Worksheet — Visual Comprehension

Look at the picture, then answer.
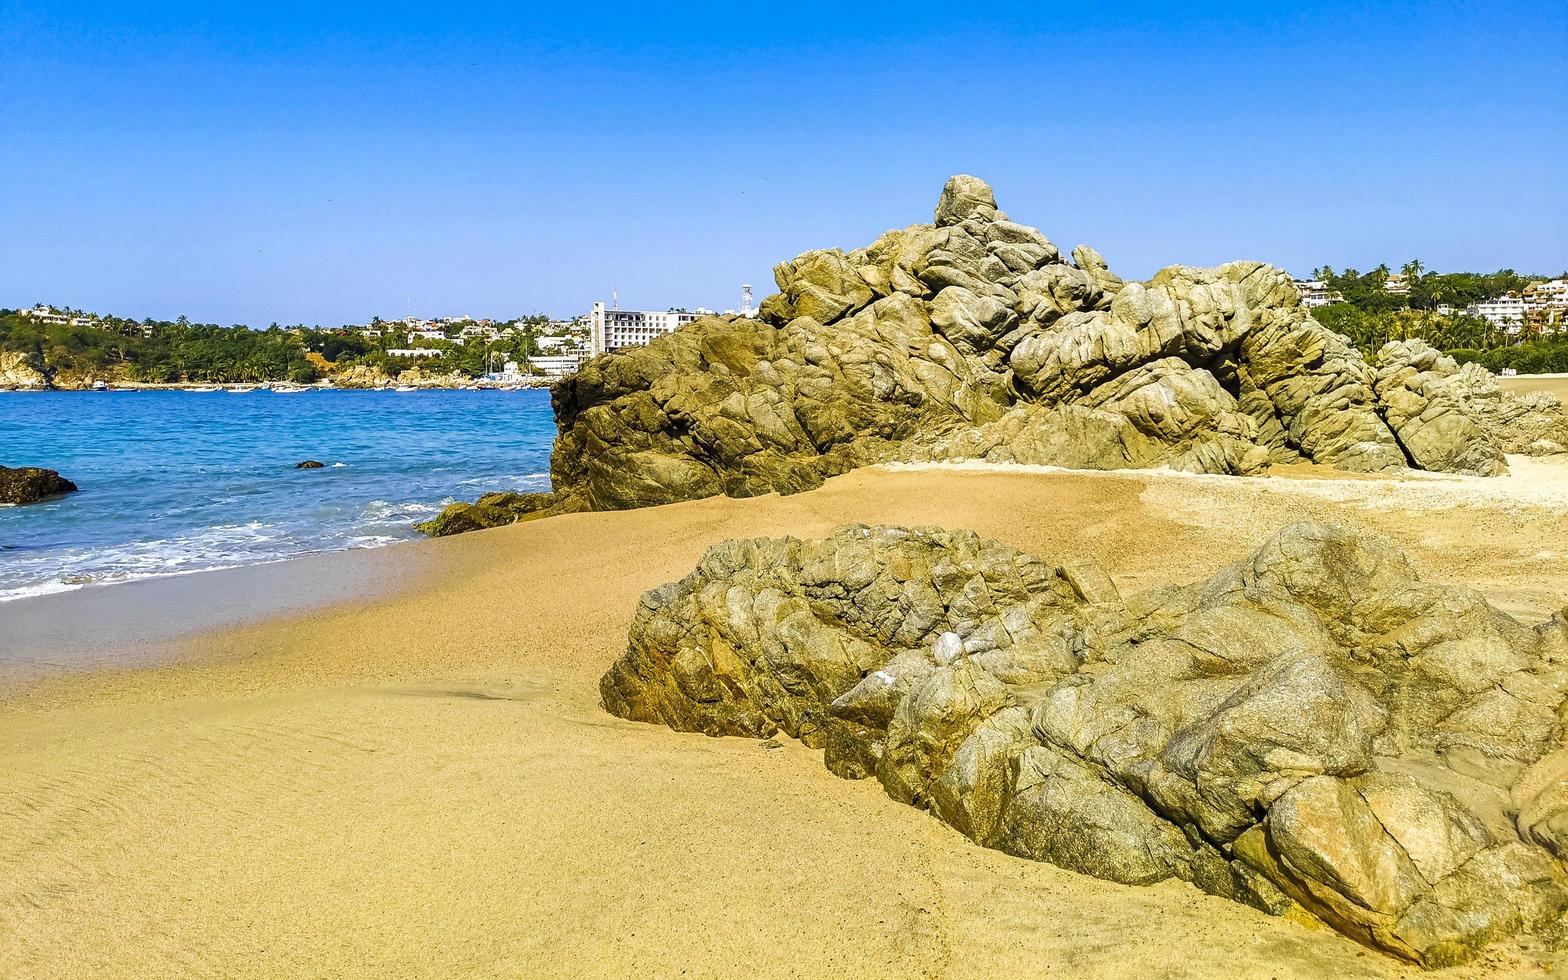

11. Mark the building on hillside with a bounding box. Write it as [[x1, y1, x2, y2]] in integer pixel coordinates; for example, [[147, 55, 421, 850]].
[[1523, 279, 1568, 331], [1292, 279, 1344, 308], [1466, 294, 1527, 334], [408, 326, 448, 342], [589, 302, 714, 356], [385, 348, 444, 359], [1383, 273, 1410, 295], [460, 322, 504, 342], [16, 305, 89, 326]]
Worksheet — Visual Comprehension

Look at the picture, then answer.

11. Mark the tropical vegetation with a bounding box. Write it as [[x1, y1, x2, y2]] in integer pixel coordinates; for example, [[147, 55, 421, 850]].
[[0, 308, 569, 384]]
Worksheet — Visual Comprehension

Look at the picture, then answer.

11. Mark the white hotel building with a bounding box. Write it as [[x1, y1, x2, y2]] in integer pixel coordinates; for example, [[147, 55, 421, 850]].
[[589, 303, 713, 356], [1467, 294, 1527, 334]]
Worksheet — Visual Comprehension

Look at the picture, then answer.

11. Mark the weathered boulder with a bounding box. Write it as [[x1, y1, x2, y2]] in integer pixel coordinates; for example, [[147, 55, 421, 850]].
[[1373, 341, 1506, 476], [416, 490, 559, 537], [0, 466, 78, 505], [0, 351, 48, 390], [602, 521, 1568, 967], [436, 177, 1564, 530]]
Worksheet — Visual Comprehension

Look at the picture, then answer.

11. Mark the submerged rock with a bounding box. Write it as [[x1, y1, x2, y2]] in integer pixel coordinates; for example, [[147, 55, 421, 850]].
[[294, 460, 325, 469], [0, 466, 78, 505], [601, 521, 1568, 967], [433, 176, 1565, 531]]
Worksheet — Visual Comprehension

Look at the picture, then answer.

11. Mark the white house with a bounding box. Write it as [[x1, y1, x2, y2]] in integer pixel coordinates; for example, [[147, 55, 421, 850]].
[[1292, 279, 1344, 309], [1466, 294, 1527, 333], [385, 348, 444, 359]]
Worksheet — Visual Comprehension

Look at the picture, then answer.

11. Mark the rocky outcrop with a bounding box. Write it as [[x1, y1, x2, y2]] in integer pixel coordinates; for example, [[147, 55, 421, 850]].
[[0, 351, 48, 390], [436, 176, 1564, 528], [331, 364, 393, 389], [415, 490, 560, 537], [294, 460, 325, 470], [0, 466, 78, 504], [602, 522, 1568, 967]]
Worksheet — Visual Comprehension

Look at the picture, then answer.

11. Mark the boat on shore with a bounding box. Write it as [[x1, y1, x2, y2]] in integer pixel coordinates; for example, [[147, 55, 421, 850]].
[[188, 384, 222, 393], [394, 385, 419, 393], [271, 384, 310, 394]]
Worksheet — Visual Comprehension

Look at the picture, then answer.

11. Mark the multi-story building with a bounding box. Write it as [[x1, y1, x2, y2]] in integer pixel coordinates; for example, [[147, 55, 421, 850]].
[[1466, 294, 1527, 333], [1383, 273, 1410, 295], [1523, 279, 1568, 331], [588, 302, 713, 356], [1292, 279, 1344, 308]]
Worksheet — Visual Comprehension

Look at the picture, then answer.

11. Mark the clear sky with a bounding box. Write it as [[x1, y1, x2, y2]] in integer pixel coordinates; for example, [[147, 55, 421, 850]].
[[2, 1, 1564, 326]]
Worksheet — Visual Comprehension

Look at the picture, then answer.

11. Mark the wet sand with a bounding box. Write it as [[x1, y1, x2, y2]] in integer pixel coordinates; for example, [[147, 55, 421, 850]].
[[5, 459, 1568, 977], [0, 544, 418, 682]]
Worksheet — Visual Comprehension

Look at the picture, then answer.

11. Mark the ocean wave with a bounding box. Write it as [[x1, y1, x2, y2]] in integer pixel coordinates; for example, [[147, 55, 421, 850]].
[[455, 472, 551, 488], [359, 499, 442, 521]]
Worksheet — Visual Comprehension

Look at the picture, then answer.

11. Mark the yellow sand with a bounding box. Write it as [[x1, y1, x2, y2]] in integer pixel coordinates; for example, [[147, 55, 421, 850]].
[[1502, 374, 1568, 402], [6, 459, 1568, 978]]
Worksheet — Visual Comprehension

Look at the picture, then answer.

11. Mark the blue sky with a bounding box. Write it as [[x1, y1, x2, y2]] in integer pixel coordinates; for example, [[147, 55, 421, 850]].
[[2, 1, 1564, 325]]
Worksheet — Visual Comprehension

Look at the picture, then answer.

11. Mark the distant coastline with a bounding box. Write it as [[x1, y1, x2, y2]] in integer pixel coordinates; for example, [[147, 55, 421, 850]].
[[0, 377, 557, 392]]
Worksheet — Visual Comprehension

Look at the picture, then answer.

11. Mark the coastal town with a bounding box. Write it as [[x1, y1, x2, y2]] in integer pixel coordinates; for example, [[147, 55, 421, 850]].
[[3, 268, 1566, 391]]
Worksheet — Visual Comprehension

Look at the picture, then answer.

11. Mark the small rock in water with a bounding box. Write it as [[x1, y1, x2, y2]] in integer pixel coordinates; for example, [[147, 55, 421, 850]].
[[295, 460, 326, 469], [0, 466, 79, 505]]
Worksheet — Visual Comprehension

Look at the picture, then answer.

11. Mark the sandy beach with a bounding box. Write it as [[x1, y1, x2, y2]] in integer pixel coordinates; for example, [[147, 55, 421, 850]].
[[6, 440, 1568, 977]]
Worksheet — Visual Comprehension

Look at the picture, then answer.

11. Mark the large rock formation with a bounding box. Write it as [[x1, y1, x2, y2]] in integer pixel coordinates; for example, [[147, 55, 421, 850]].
[[0, 351, 48, 390], [601, 522, 1568, 967], [424, 176, 1566, 534], [0, 466, 78, 505]]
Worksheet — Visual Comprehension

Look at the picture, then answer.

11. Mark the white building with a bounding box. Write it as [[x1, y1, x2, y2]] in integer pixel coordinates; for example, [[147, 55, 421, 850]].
[[1383, 273, 1410, 295], [1292, 279, 1344, 309], [1524, 279, 1568, 330], [527, 352, 587, 377], [1466, 294, 1527, 334], [589, 302, 713, 355], [16, 305, 88, 326], [385, 348, 444, 359]]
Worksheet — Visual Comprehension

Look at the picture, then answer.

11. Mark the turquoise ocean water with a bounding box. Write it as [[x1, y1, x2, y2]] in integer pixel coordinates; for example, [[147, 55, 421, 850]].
[[0, 389, 557, 601]]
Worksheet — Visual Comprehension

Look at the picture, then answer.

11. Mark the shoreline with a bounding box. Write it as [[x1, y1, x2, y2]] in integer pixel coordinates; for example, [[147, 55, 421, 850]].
[[0, 540, 424, 684], [6, 462, 1568, 975]]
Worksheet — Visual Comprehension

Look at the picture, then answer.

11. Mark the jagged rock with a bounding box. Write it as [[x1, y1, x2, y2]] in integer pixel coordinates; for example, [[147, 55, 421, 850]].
[[601, 521, 1568, 967], [294, 460, 325, 469], [0, 466, 78, 505], [436, 177, 1565, 530], [1373, 341, 1506, 476], [0, 351, 48, 390], [416, 490, 560, 537], [331, 364, 393, 389]]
